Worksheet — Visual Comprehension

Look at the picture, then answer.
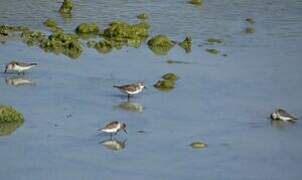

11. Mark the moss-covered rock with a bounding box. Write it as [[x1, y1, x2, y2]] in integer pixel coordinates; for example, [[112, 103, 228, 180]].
[[59, 0, 73, 14], [94, 40, 113, 54], [87, 40, 97, 48], [137, 13, 149, 20], [147, 34, 174, 55], [75, 22, 100, 35], [154, 80, 175, 90], [178, 36, 192, 53], [0, 105, 24, 123], [102, 21, 149, 48], [43, 18, 57, 28], [205, 48, 220, 55], [245, 27, 255, 33], [162, 73, 179, 81], [190, 141, 208, 149], [188, 0, 203, 6], [206, 38, 223, 44], [0, 121, 24, 136]]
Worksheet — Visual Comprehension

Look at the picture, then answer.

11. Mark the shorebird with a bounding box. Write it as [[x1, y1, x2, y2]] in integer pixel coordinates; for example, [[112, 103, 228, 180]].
[[98, 121, 127, 137], [270, 109, 298, 122], [113, 82, 145, 99], [4, 61, 37, 74]]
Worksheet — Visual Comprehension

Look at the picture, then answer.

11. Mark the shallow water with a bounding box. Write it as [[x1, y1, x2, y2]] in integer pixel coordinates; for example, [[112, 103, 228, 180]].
[[1, 0, 302, 179]]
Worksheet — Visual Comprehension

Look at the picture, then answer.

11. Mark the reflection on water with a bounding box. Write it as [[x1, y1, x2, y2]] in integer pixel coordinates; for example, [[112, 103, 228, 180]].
[[0, 120, 24, 136], [99, 138, 126, 151], [270, 119, 295, 129], [116, 101, 144, 112], [5, 76, 35, 86]]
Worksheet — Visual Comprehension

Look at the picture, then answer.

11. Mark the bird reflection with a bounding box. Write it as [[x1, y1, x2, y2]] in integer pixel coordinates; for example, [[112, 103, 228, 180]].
[[5, 76, 35, 87], [270, 119, 295, 129], [116, 101, 144, 112], [99, 138, 126, 151]]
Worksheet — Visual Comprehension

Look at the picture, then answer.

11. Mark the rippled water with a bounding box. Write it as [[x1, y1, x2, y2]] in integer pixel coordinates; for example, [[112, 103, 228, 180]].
[[1, 0, 302, 180]]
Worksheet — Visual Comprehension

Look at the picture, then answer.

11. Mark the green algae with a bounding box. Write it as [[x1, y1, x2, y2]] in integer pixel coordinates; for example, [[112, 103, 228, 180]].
[[0, 105, 24, 123], [188, 0, 203, 6], [178, 35, 192, 53], [206, 48, 220, 55], [147, 34, 174, 55], [94, 40, 113, 54], [246, 18, 255, 25], [190, 141, 208, 149], [43, 18, 57, 28], [41, 31, 82, 58], [206, 38, 223, 44], [154, 80, 175, 90], [87, 40, 97, 48], [75, 22, 100, 35], [59, 0, 73, 15], [0, 121, 24, 136], [21, 30, 45, 46], [137, 13, 149, 20], [102, 21, 149, 48], [245, 27, 255, 33], [162, 73, 179, 81], [166, 60, 190, 64]]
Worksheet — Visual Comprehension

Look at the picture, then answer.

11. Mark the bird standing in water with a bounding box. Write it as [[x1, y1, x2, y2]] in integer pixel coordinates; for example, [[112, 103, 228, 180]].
[[4, 61, 37, 74]]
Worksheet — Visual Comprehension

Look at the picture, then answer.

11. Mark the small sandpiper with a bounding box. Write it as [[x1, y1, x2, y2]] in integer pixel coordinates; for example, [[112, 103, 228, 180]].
[[270, 108, 298, 122], [4, 61, 37, 74], [98, 121, 127, 136], [113, 82, 146, 99]]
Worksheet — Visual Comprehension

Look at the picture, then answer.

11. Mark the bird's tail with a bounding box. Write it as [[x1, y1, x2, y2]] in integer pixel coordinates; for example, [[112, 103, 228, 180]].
[[113, 85, 120, 88], [29, 63, 37, 66]]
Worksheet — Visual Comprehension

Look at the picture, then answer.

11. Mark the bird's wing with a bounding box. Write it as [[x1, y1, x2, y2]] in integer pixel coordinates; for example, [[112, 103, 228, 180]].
[[279, 109, 298, 120], [104, 121, 119, 129], [120, 84, 138, 91]]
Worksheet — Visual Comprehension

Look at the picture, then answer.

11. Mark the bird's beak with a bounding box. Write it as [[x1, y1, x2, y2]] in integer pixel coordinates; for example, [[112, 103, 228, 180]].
[[123, 129, 127, 134], [144, 86, 147, 89]]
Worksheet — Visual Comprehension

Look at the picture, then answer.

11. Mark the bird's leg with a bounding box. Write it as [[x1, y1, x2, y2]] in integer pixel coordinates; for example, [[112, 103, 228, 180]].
[[23, 72, 25, 75], [127, 94, 130, 100]]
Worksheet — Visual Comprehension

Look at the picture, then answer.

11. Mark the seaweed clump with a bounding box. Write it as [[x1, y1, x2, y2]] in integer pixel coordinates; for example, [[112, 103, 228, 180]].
[[21, 29, 45, 46], [0, 105, 24, 136], [162, 72, 179, 81], [245, 27, 255, 33], [246, 18, 255, 25], [205, 48, 220, 55], [190, 141, 208, 149], [206, 38, 223, 45], [75, 22, 100, 36], [147, 34, 175, 55], [43, 18, 57, 28], [40, 31, 82, 58], [188, 0, 203, 6], [59, 0, 73, 15], [137, 13, 149, 20], [102, 21, 149, 48], [178, 35, 192, 53], [94, 40, 113, 54], [154, 72, 179, 91]]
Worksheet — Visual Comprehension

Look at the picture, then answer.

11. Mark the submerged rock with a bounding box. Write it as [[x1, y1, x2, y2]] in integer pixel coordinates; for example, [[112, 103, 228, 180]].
[[147, 34, 174, 55], [178, 35, 192, 53], [59, 0, 73, 15], [75, 22, 100, 35], [162, 73, 179, 81], [190, 141, 208, 149], [205, 48, 220, 55], [154, 80, 175, 90]]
